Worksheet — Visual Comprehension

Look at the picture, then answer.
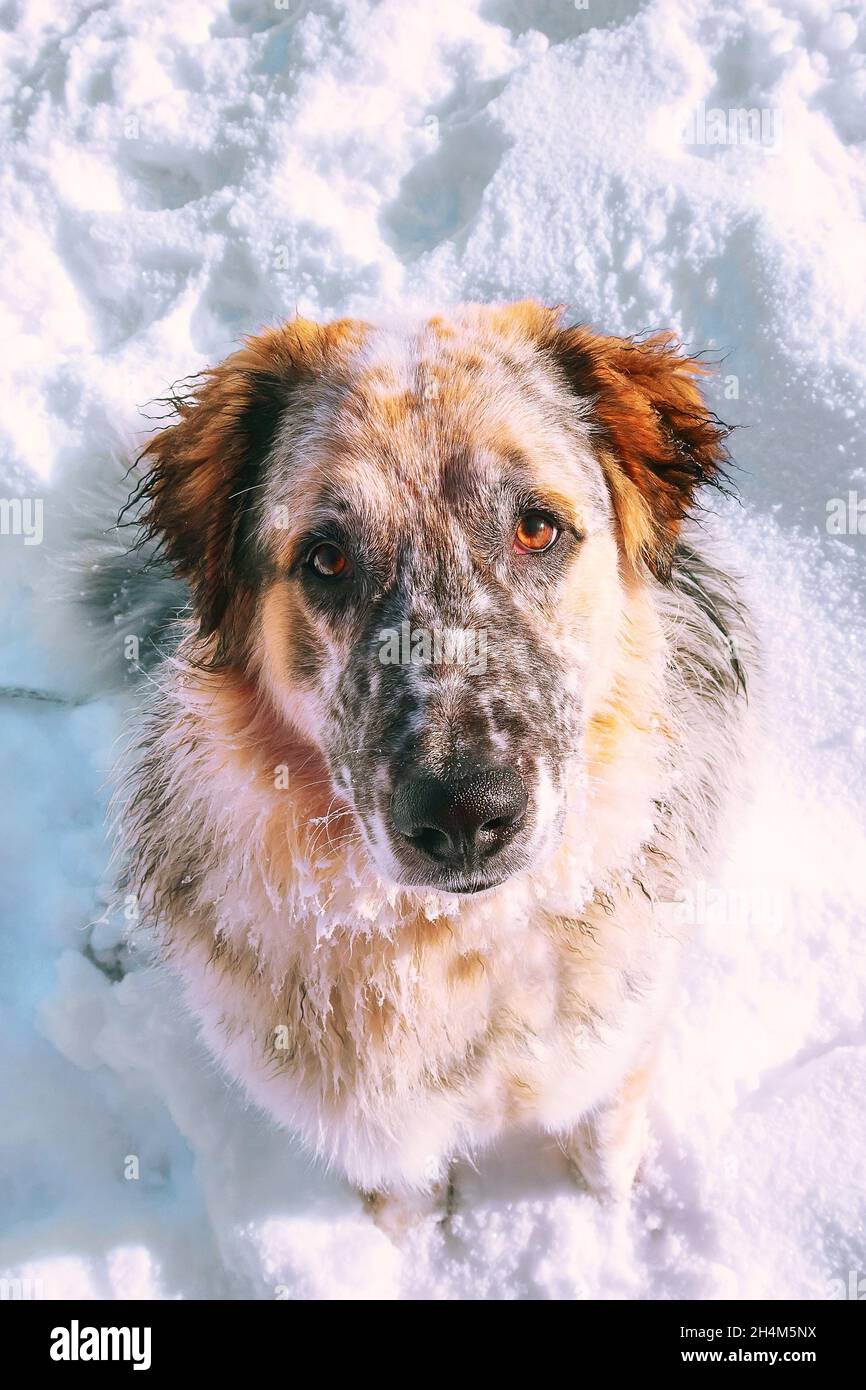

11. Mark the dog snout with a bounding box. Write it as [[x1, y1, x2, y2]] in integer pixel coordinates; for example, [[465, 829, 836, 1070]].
[[390, 765, 528, 868]]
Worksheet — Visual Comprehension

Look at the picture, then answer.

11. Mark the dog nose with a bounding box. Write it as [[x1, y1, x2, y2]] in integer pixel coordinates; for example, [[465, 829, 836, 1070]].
[[390, 766, 528, 866]]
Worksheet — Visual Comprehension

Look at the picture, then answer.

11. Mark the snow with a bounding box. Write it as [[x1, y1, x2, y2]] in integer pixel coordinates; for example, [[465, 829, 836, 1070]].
[[1, 0, 865, 1300]]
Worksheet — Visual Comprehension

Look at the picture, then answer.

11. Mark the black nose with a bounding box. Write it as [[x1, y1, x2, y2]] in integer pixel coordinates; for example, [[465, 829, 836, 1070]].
[[390, 765, 528, 868]]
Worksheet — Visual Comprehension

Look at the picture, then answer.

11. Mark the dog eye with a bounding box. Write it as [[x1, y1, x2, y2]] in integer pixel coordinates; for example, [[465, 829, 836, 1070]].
[[514, 512, 559, 554], [307, 542, 351, 578]]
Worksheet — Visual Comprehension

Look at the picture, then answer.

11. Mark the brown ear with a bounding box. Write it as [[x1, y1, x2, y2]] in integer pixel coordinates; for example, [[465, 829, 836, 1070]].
[[543, 321, 732, 578], [133, 317, 366, 654]]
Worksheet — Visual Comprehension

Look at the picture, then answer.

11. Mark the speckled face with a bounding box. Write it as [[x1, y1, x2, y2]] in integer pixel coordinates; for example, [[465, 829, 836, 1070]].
[[253, 310, 626, 894]]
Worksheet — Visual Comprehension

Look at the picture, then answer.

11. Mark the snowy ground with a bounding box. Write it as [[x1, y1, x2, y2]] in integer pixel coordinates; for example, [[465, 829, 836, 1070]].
[[1, 0, 865, 1300]]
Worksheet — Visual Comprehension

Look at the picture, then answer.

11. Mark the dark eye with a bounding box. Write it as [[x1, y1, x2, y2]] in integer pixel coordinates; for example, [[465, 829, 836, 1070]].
[[514, 512, 559, 553], [307, 541, 351, 578]]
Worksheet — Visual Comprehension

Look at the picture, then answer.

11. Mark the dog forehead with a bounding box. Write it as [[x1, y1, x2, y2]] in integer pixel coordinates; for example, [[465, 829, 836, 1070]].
[[343, 313, 572, 437], [266, 312, 610, 547]]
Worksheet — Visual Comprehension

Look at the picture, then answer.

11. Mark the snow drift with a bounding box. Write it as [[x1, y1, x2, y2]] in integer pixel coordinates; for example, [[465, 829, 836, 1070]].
[[1, 0, 865, 1299]]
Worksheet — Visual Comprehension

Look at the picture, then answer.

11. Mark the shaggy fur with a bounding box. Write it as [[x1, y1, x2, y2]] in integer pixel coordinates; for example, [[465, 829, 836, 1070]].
[[114, 302, 753, 1220]]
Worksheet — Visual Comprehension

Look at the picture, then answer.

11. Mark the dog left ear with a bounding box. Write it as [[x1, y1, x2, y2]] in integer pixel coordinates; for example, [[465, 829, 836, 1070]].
[[546, 324, 732, 579], [133, 318, 366, 659]]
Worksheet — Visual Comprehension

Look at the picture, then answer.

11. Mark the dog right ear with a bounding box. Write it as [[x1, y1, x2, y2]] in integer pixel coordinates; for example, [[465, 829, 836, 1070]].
[[133, 318, 366, 654], [548, 325, 732, 579], [488, 302, 732, 581]]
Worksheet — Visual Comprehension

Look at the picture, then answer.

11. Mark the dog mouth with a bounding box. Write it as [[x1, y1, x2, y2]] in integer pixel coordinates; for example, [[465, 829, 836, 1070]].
[[441, 872, 512, 896], [385, 858, 525, 897]]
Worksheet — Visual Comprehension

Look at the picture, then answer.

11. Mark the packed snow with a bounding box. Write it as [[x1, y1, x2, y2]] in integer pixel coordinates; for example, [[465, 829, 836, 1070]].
[[1, 0, 865, 1300]]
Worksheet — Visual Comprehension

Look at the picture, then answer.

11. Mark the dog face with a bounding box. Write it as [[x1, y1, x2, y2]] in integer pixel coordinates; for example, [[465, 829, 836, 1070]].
[[138, 303, 728, 894], [256, 322, 620, 894]]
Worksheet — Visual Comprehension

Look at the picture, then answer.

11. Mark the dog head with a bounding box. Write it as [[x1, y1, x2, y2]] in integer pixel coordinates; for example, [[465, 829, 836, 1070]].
[[137, 303, 729, 895]]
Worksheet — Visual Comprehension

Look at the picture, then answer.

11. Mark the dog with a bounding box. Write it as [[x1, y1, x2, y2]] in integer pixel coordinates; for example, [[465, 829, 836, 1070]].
[[113, 301, 752, 1232]]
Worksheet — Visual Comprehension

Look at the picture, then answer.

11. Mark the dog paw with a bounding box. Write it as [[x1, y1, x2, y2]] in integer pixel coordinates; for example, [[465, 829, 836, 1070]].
[[361, 1178, 454, 1244], [568, 1134, 640, 1203], [565, 1111, 646, 1204]]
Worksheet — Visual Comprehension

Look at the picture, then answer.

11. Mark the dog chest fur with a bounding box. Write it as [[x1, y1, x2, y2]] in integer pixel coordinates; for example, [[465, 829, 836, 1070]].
[[121, 575, 685, 1193]]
